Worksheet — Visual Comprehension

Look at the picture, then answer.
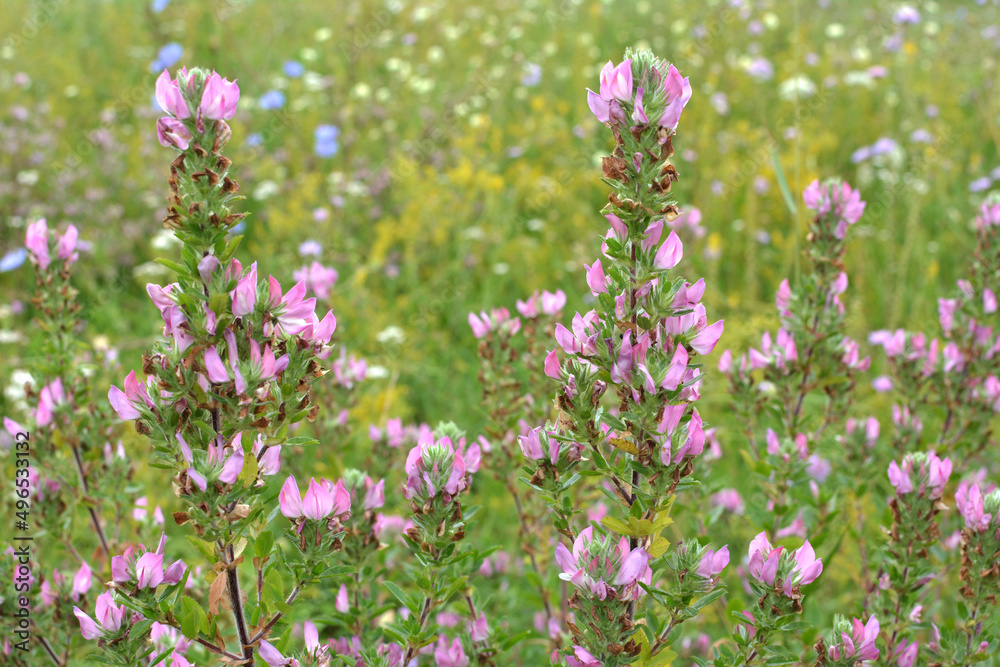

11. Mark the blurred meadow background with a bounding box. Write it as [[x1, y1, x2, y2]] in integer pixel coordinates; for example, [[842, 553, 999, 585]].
[[1, 0, 1000, 661]]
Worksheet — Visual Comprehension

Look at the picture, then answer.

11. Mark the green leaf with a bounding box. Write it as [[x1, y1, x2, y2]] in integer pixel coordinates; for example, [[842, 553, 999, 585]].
[[601, 516, 635, 537], [179, 596, 208, 638], [383, 581, 417, 613], [154, 258, 189, 276], [284, 436, 320, 447], [254, 531, 274, 559], [186, 536, 216, 562], [237, 448, 259, 487], [221, 235, 244, 261]]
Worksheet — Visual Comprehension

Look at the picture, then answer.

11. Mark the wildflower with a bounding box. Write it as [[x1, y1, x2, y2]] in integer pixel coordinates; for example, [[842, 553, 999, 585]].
[[156, 118, 193, 150], [555, 527, 651, 601], [696, 545, 730, 579], [25, 219, 50, 270], [108, 370, 156, 420], [258, 90, 286, 110], [315, 124, 340, 157], [73, 591, 125, 640], [828, 616, 880, 662], [403, 435, 469, 502], [200, 71, 240, 120], [434, 636, 469, 667], [955, 483, 994, 531], [154, 70, 190, 119], [278, 476, 351, 520]]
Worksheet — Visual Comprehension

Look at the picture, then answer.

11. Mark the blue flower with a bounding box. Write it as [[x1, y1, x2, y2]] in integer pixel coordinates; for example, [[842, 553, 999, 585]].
[[314, 124, 340, 158], [152, 0, 171, 12], [259, 90, 286, 110], [245, 133, 263, 147], [0, 248, 27, 272], [283, 60, 304, 78], [969, 177, 992, 193], [521, 62, 542, 87], [150, 42, 183, 72]]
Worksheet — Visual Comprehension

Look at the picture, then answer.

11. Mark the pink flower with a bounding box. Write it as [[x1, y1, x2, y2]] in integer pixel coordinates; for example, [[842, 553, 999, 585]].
[[631, 86, 648, 123], [259, 640, 295, 666], [56, 225, 79, 263], [135, 551, 165, 589], [518, 428, 545, 460], [156, 117, 193, 150], [599, 59, 633, 101], [293, 261, 339, 300], [204, 346, 230, 383], [336, 584, 349, 613], [434, 636, 469, 667], [108, 370, 155, 420], [199, 72, 240, 120], [696, 545, 730, 579], [775, 279, 792, 315], [155, 70, 191, 119], [654, 231, 683, 269], [232, 262, 257, 317], [711, 489, 745, 514], [554, 311, 601, 357], [25, 218, 50, 270], [895, 640, 918, 667], [691, 320, 724, 355], [544, 349, 562, 379], [747, 532, 782, 586], [364, 478, 385, 511], [279, 476, 302, 518], [267, 278, 317, 336], [469, 613, 489, 642], [657, 63, 693, 130], [73, 592, 124, 640], [783, 540, 823, 596], [887, 460, 913, 494], [829, 615, 880, 662], [564, 645, 603, 667], [555, 527, 651, 601], [565, 645, 603, 667], [955, 483, 993, 531], [985, 288, 997, 314], [301, 478, 351, 520], [585, 259, 608, 295], [71, 562, 91, 600], [606, 213, 628, 240]]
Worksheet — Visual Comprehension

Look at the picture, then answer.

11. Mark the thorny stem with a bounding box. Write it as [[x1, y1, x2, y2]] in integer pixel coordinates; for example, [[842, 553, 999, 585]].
[[38, 636, 61, 666], [225, 548, 253, 662], [193, 636, 245, 661], [248, 585, 302, 645]]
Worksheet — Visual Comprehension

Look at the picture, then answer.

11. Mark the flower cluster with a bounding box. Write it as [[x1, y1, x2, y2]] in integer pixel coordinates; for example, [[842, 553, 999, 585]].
[[110, 533, 187, 592], [155, 69, 239, 150]]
